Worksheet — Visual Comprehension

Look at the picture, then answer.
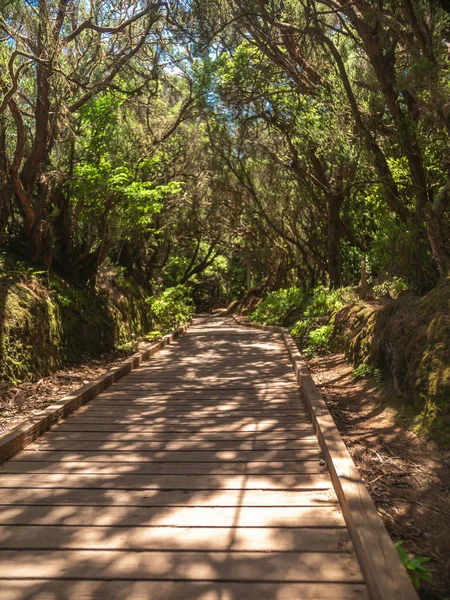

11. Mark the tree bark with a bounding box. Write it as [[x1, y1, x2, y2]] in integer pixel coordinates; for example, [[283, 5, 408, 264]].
[[426, 182, 450, 276], [327, 193, 344, 288]]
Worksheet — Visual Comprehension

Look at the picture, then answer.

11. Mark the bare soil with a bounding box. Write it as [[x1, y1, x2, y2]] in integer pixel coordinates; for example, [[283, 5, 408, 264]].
[[308, 353, 450, 600]]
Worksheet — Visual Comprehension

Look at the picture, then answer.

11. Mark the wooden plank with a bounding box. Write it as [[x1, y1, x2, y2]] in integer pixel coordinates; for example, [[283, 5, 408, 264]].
[[0, 525, 349, 552], [89, 398, 302, 405], [0, 473, 332, 490], [118, 377, 297, 384], [68, 407, 307, 415], [90, 399, 302, 406], [52, 421, 314, 432], [127, 371, 297, 378], [12, 449, 321, 462], [97, 390, 301, 396], [131, 370, 295, 376], [69, 410, 308, 421], [30, 438, 319, 451], [0, 505, 344, 527], [0, 550, 364, 582], [81, 399, 304, 408], [0, 580, 369, 600], [70, 412, 307, 421], [116, 390, 301, 396], [0, 488, 338, 507], [40, 430, 315, 441], [78, 403, 305, 412], [2, 459, 322, 475], [107, 384, 299, 390]]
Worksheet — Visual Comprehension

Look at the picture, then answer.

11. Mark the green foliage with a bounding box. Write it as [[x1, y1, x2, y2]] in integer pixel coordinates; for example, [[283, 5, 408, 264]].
[[116, 339, 139, 354], [352, 363, 382, 383], [250, 285, 359, 357], [303, 287, 354, 320], [147, 285, 194, 333], [373, 278, 407, 299], [367, 213, 438, 294], [0, 265, 130, 384], [289, 286, 358, 354], [249, 287, 307, 326], [0, 252, 158, 384], [146, 330, 163, 342], [0, 252, 48, 284], [306, 324, 334, 356], [395, 541, 432, 589], [290, 319, 309, 341]]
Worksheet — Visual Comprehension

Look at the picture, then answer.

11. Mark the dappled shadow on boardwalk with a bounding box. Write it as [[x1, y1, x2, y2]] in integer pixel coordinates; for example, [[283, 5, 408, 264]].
[[0, 318, 367, 600]]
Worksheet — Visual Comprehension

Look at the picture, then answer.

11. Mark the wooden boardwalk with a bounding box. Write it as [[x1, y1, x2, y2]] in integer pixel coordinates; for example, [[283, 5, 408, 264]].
[[0, 318, 369, 599]]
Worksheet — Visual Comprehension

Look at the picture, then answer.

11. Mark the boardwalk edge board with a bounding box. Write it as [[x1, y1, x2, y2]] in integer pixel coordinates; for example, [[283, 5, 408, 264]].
[[236, 317, 418, 600], [0, 324, 189, 464]]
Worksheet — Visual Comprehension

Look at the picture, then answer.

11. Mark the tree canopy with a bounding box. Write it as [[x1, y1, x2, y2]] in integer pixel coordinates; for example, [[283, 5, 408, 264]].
[[1, 0, 449, 301]]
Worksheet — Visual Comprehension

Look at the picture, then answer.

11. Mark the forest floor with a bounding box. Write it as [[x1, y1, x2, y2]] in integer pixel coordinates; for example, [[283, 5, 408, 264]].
[[308, 353, 450, 600]]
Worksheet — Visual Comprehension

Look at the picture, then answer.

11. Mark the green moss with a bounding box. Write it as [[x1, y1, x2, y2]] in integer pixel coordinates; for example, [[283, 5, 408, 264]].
[[0, 254, 152, 385]]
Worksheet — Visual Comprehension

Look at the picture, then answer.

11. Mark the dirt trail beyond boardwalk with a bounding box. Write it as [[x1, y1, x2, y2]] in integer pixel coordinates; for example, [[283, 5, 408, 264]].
[[0, 317, 367, 599]]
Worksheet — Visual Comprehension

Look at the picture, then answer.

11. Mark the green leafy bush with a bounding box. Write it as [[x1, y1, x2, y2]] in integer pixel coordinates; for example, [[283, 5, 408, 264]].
[[289, 286, 358, 354], [373, 277, 407, 299], [146, 330, 162, 342], [306, 324, 334, 355], [290, 319, 309, 341], [147, 285, 194, 333], [249, 287, 307, 326], [352, 363, 382, 383], [395, 541, 432, 589], [250, 285, 359, 356], [303, 286, 355, 320]]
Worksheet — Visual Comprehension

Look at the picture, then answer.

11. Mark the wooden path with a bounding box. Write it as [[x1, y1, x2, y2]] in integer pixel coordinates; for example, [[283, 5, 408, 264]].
[[0, 318, 370, 599]]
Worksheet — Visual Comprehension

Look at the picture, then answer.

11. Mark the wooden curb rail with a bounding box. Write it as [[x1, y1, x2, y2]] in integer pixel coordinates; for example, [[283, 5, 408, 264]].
[[0, 323, 189, 464], [234, 316, 418, 600]]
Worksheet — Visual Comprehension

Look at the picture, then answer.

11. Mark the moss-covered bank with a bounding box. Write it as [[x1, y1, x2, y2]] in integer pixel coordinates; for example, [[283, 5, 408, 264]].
[[332, 277, 450, 444], [247, 281, 449, 444], [0, 255, 152, 384]]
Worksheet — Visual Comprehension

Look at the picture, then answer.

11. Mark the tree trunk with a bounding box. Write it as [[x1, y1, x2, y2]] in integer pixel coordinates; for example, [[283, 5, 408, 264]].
[[327, 194, 344, 288], [52, 186, 76, 278], [0, 118, 11, 241], [426, 182, 450, 277]]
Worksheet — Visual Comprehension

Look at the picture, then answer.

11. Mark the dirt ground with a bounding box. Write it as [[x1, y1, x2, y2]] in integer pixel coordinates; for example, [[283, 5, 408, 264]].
[[308, 353, 450, 600]]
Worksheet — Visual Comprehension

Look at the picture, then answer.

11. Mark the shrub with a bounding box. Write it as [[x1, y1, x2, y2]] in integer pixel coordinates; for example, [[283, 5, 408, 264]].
[[290, 286, 358, 354], [352, 363, 382, 383], [290, 319, 309, 341], [147, 285, 194, 333], [303, 286, 355, 320], [249, 287, 307, 326], [395, 541, 432, 589], [306, 324, 334, 355], [373, 277, 407, 299]]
